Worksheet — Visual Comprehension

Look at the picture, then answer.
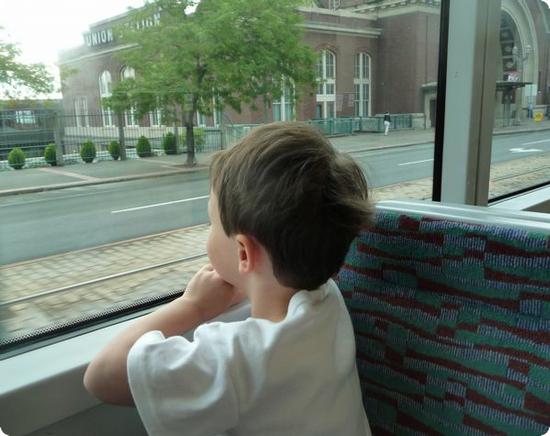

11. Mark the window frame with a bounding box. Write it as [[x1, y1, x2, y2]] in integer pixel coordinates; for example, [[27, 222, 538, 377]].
[[353, 52, 371, 117], [99, 70, 114, 127], [316, 49, 336, 119]]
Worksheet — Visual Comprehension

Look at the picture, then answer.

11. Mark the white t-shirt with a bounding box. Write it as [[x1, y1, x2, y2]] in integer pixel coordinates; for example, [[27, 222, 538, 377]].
[[127, 279, 371, 436]]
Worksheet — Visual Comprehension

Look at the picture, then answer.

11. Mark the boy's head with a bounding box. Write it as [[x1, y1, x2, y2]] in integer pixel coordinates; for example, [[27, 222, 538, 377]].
[[210, 122, 372, 291]]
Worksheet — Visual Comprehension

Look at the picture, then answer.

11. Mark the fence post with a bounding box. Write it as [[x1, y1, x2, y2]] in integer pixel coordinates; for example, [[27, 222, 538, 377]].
[[53, 111, 65, 166]]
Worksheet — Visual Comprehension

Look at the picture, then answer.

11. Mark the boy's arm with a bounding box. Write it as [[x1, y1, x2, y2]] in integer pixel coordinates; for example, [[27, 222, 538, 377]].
[[83, 264, 245, 406]]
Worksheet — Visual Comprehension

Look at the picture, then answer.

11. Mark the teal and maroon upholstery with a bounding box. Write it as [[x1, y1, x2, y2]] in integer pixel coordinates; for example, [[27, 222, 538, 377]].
[[336, 205, 550, 435]]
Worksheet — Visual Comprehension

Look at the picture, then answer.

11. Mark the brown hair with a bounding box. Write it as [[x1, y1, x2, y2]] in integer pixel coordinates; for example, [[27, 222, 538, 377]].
[[210, 122, 372, 290]]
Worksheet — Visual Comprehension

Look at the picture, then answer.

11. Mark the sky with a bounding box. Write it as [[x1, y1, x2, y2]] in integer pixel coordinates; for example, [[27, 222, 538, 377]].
[[1, 0, 146, 96], [1, 0, 146, 65]]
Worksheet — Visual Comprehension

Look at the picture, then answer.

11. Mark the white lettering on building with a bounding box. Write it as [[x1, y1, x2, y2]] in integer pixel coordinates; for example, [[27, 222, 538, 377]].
[[84, 28, 114, 47], [83, 12, 160, 47]]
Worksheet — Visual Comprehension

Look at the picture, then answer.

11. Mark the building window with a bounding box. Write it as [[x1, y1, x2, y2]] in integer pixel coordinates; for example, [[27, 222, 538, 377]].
[[316, 49, 336, 119], [150, 108, 162, 127], [354, 52, 371, 117], [273, 81, 295, 122], [196, 112, 207, 127], [212, 96, 222, 127], [74, 97, 89, 128], [15, 110, 36, 125], [99, 70, 114, 127], [121, 67, 138, 127]]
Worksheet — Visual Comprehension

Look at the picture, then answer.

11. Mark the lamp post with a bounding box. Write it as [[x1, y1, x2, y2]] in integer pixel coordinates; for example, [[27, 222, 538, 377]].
[[512, 44, 531, 124]]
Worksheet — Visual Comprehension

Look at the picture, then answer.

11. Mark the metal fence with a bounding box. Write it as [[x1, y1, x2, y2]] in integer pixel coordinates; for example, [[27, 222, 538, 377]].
[[0, 110, 414, 169], [0, 111, 56, 160], [308, 114, 412, 136]]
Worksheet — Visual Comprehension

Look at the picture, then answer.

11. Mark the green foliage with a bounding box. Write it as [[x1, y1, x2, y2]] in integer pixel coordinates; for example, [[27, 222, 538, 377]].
[[136, 135, 152, 157], [193, 128, 205, 153], [108, 141, 120, 160], [162, 132, 177, 155], [44, 143, 57, 166], [116, 0, 316, 162], [0, 28, 54, 97], [80, 141, 96, 163], [8, 147, 25, 169], [102, 79, 138, 117]]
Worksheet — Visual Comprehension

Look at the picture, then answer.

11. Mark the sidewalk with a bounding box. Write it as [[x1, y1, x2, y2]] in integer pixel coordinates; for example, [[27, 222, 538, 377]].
[[0, 153, 214, 197], [1, 121, 550, 197]]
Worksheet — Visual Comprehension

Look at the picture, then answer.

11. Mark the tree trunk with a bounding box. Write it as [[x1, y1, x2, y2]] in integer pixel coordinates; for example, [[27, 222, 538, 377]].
[[174, 121, 179, 154], [184, 112, 195, 166], [116, 112, 127, 161], [263, 98, 269, 123]]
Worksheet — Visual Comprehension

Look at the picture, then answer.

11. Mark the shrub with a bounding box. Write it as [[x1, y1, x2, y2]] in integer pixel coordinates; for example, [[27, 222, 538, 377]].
[[136, 135, 152, 158], [108, 141, 120, 160], [162, 132, 177, 155], [44, 144, 57, 166], [8, 147, 26, 170], [80, 141, 96, 163]]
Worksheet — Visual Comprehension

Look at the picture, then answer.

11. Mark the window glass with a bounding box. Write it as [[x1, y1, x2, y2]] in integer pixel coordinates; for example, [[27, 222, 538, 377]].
[[99, 70, 114, 126], [316, 49, 336, 120], [489, 0, 550, 199], [0, 0, 442, 352]]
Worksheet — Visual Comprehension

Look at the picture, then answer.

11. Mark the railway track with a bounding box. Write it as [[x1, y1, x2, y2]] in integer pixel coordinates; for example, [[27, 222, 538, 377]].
[[0, 252, 208, 309]]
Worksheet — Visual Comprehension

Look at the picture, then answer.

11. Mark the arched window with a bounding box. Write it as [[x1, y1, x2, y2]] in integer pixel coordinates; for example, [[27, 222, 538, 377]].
[[99, 70, 114, 127], [354, 52, 371, 117], [120, 67, 138, 127], [316, 50, 336, 119]]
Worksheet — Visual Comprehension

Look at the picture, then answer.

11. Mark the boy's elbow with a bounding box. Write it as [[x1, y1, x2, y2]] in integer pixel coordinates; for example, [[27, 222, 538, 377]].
[[84, 361, 135, 407]]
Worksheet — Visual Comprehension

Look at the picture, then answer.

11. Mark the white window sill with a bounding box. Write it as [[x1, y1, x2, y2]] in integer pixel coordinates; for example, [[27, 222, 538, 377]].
[[0, 301, 251, 435]]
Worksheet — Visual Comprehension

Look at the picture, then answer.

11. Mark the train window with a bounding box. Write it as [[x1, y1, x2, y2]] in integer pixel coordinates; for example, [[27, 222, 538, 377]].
[[0, 0, 445, 355], [489, 0, 550, 200]]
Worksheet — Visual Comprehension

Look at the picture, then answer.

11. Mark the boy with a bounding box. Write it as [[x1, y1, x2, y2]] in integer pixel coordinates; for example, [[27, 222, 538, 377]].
[[84, 122, 373, 435]]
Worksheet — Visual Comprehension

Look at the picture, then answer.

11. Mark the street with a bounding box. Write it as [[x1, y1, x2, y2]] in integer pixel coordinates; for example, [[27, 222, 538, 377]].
[[1, 130, 549, 264]]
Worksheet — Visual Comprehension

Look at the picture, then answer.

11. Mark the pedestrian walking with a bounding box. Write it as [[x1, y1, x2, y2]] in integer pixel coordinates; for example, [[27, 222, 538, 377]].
[[527, 102, 533, 119], [383, 112, 391, 135]]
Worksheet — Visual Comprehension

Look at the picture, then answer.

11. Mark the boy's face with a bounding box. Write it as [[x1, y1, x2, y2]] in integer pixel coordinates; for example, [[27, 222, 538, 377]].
[[207, 193, 240, 287]]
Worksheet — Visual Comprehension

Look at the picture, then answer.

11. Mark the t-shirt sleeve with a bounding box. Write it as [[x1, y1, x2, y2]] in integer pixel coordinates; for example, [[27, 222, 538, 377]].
[[127, 324, 239, 436]]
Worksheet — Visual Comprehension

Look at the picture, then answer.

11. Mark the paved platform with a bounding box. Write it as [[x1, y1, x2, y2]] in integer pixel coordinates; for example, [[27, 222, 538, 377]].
[[1, 122, 549, 345]]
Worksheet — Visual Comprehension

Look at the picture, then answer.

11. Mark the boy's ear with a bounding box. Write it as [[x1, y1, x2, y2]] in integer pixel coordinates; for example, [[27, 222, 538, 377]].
[[235, 234, 258, 274]]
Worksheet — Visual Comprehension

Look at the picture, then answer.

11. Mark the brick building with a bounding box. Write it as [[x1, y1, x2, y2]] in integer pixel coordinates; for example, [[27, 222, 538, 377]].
[[57, 0, 550, 131]]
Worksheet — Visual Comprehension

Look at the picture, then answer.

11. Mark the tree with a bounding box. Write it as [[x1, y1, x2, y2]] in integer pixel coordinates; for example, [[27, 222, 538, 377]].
[[116, 0, 317, 166], [0, 29, 53, 97], [102, 79, 140, 161]]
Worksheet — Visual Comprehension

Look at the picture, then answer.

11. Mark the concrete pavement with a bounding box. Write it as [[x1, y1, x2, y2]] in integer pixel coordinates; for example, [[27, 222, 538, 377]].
[[1, 122, 549, 345]]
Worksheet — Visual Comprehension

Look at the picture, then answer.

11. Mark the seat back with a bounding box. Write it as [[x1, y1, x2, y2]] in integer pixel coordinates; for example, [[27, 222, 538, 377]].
[[336, 202, 550, 435]]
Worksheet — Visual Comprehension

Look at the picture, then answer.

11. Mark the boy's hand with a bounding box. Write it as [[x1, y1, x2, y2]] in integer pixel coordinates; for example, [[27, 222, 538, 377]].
[[182, 264, 247, 322]]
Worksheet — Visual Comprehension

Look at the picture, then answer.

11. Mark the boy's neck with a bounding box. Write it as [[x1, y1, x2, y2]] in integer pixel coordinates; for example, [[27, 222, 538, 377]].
[[245, 278, 297, 323]]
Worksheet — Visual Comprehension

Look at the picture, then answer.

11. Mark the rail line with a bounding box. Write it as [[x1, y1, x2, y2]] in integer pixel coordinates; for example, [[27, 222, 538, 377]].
[[0, 252, 208, 309]]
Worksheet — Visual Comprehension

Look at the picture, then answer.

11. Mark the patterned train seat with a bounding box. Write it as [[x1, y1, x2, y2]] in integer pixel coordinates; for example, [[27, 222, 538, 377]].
[[336, 201, 550, 435]]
